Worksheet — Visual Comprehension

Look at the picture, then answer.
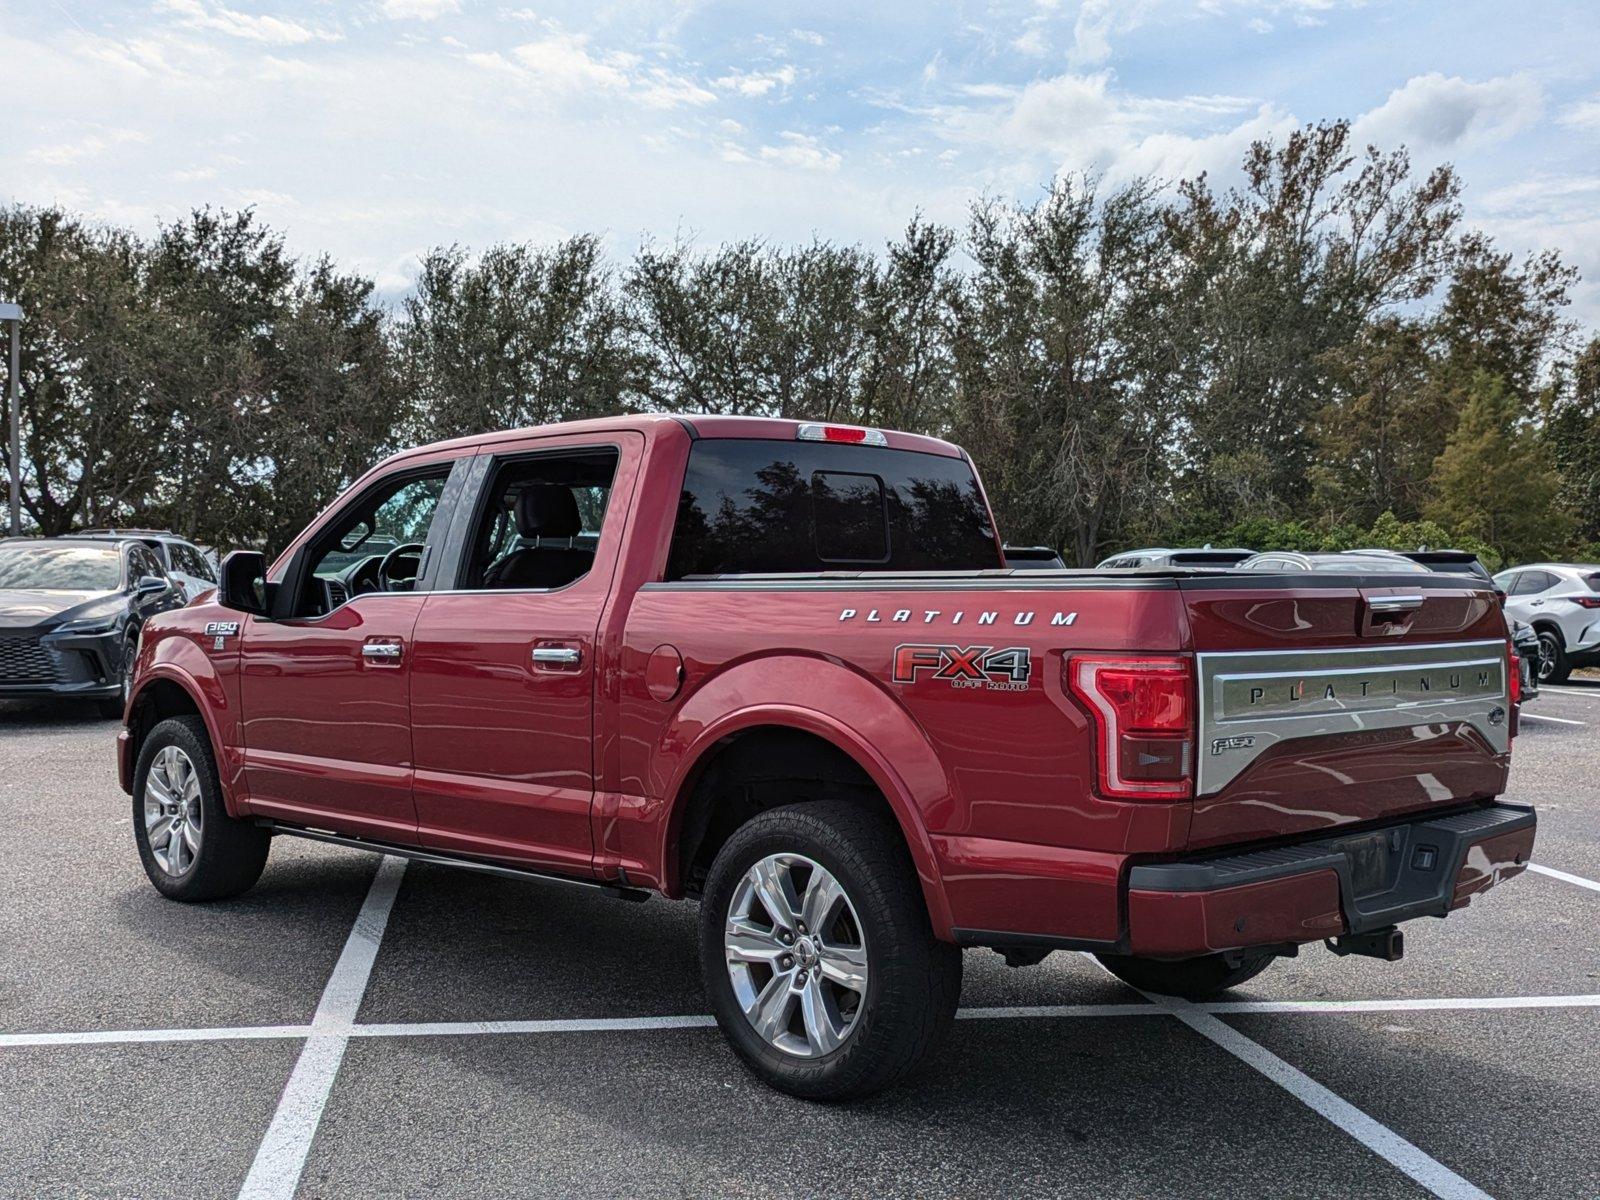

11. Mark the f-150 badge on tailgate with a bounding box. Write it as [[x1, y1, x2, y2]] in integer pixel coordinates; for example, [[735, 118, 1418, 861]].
[[891, 644, 1033, 691]]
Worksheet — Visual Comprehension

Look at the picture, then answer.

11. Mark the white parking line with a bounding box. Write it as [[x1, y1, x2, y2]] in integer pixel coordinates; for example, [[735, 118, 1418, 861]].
[[1540, 686, 1600, 698], [1529, 862, 1600, 893], [1521, 712, 1586, 726], [237, 855, 407, 1200], [0, 1024, 311, 1048], [1161, 996, 1491, 1200], [8, 992, 1600, 1050]]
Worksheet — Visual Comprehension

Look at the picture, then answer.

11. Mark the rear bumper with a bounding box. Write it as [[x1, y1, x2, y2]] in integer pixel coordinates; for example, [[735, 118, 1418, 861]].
[[946, 802, 1535, 958], [1124, 802, 1535, 958]]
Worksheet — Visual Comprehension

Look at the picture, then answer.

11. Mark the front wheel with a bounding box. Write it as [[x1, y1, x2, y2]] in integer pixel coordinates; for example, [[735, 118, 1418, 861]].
[[133, 715, 271, 901], [699, 801, 961, 1101], [1537, 630, 1569, 684], [1095, 950, 1275, 999]]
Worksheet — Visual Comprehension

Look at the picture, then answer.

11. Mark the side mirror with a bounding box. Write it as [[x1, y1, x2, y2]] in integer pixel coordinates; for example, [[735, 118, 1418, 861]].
[[218, 550, 272, 617], [134, 575, 169, 597]]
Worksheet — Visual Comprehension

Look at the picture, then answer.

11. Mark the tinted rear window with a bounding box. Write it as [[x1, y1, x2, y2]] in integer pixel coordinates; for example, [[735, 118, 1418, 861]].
[[667, 439, 1000, 578]]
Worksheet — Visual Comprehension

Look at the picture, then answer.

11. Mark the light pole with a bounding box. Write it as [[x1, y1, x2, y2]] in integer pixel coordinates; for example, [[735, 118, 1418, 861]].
[[1, 301, 20, 536]]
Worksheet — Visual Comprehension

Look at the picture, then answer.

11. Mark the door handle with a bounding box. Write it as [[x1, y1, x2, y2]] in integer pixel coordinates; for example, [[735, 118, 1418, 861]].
[[361, 640, 404, 662], [531, 646, 581, 666], [1367, 594, 1425, 614]]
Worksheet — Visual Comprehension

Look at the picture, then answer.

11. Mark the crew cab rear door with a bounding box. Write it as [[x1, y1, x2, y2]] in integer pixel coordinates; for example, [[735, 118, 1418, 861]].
[[408, 431, 643, 873], [1181, 572, 1512, 850]]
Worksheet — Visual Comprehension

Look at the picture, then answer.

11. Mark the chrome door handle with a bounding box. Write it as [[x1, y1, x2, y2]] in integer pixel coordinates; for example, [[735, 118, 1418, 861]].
[[361, 642, 404, 660], [531, 647, 581, 666]]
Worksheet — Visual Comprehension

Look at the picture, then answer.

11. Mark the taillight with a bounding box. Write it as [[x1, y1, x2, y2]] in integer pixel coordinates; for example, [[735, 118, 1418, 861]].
[[796, 422, 888, 446], [1068, 656, 1194, 800], [1571, 596, 1600, 609]]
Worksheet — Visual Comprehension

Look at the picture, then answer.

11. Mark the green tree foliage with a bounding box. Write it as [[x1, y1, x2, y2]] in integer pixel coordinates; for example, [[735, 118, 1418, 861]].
[[397, 236, 636, 443], [951, 178, 1188, 565], [1426, 371, 1570, 563], [0, 119, 1593, 567]]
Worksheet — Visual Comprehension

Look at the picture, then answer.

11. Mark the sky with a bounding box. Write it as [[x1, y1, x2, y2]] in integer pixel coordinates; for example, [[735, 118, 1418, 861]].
[[5, 0, 1600, 324]]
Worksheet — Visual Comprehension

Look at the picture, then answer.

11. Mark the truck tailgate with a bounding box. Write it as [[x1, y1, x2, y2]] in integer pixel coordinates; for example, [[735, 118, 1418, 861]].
[[1180, 576, 1512, 850]]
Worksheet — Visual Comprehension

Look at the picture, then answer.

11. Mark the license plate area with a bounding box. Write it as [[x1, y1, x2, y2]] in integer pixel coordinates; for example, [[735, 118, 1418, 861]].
[[1335, 829, 1396, 898]]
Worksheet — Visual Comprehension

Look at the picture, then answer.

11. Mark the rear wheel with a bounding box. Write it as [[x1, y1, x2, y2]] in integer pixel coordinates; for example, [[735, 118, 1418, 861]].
[[133, 715, 270, 901], [1094, 950, 1275, 999], [1536, 630, 1569, 684], [699, 800, 961, 1101]]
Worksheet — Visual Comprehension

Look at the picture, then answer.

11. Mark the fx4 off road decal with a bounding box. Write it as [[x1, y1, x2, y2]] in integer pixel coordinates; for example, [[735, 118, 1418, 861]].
[[891, 644, 1033, 692]]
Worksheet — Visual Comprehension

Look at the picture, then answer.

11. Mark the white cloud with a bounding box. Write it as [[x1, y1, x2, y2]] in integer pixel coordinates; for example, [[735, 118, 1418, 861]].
[[155, 0, 340, 45], [26, 128, 149, 166], [469, 31, 715, 108], [758, 131, 842, 172], [1560, 97, 1600, 135], [378, 0, 461, 19], [1013, 27, 1048, 56], [712, 65, 796, 97], [1352, 73, 1543, 154], [791, 29, 826, 46]]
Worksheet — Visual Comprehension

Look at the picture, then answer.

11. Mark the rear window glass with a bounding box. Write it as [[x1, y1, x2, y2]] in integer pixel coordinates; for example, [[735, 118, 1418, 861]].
[[1583, 572, 1600, 593], [667, 439, 1000, 578]]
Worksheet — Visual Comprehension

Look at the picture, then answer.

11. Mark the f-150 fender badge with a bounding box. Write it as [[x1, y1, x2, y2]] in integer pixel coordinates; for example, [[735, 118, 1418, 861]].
[[1211, 735, 1256, 756], [203, 621, 240, 650], [891, 644, 1033, 691]]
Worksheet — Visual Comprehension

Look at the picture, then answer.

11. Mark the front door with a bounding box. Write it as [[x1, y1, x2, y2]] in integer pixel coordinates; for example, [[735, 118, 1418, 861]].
[[238, 461, 461, 843], [409, 434, 640, 872]]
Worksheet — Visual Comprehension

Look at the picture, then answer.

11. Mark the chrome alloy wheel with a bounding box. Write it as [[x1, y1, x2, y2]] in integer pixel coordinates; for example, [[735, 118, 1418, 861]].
[[143, 745, 202, 877], [724, 853, 869, 1058]]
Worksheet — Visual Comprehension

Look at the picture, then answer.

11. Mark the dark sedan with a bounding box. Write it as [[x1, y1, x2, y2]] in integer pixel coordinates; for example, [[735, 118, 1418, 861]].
[[0, 538, 185, 717]]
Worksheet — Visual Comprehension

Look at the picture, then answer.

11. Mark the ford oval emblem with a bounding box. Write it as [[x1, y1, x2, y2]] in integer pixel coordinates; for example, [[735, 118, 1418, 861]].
[[1488, 706, 1506, 726]]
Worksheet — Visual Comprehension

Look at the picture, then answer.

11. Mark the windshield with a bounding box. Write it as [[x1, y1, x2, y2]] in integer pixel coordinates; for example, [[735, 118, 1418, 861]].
[[0, 544, 123, 591]]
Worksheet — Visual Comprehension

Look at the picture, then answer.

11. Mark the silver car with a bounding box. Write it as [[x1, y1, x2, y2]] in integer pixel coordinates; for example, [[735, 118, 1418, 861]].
[[1492, 563, 1600, 683]]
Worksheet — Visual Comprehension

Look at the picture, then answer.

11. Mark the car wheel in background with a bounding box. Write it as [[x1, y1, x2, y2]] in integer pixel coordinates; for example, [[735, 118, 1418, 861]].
[[96, 635, 136, 720], [1094, 950, 1275, 999], [699, 800, 961, 1101], [1537, 630, 1570, 684], [133, 715, 271, 901]]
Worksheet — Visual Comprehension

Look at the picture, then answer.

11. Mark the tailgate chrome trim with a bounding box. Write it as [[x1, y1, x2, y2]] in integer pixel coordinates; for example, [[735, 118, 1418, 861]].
[[1196, 639, 1509, 795]]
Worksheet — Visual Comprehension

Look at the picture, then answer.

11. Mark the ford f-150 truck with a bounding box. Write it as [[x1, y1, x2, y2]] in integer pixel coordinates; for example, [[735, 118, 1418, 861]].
[[118, 415, 1535, 1099]]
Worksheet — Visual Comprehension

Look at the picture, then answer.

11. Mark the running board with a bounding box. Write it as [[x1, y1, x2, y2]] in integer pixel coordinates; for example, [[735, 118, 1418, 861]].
[[255, 821, 650, 902]]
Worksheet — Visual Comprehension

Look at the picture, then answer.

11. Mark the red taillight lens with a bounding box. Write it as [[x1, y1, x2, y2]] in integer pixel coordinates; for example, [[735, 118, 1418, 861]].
[[1507, 641, 1521, 711], [1068, 656, 1194, 800], [1571, 596, 1600, 609], [795, 422, 888, 446]]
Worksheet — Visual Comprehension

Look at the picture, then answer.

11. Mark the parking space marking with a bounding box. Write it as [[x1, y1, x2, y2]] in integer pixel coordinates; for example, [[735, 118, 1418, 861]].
[[1201, 994, 1600, 1015], [1540, 686, 1600, 698], [353, 1014, 720, 1038], [0, 1024, 312, 1048], [1521, 713, 1586, 726], [1529, 862, 1600, 893], [237, 855, 407, 1200], [1158, 996, 1492, 1200]]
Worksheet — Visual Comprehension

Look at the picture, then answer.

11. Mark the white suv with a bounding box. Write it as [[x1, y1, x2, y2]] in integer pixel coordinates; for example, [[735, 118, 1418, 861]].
[[1493, 563, 1600, 683]]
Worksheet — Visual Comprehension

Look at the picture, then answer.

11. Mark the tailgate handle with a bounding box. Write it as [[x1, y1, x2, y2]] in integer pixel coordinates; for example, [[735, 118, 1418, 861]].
[[1368, 594, 1424, 617]]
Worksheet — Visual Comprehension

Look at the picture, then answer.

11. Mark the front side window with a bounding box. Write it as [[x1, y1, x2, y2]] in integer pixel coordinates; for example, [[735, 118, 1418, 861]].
[[667, 439, 999, 578], [0, 544, 123, 591]]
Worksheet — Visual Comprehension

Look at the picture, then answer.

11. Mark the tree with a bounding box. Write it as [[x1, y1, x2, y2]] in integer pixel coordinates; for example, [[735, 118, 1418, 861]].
[[397, 236, 637, 443], [1426, 371, 1569, 563], [1545, 337, 1600, 548], [856, 217, 960, 435], [1170, 122, 1461, 522], [950, 177, 1188, 566]]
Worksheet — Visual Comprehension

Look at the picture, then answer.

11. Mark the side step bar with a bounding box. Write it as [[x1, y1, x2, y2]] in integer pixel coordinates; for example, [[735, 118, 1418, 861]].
[[255, 821, 651, 902]]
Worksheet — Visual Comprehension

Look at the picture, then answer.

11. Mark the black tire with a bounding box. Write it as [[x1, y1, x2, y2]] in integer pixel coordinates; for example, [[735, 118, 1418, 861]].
[[699, 800, 962, 1101], [1536, 629, 1569, 684], [1094, 950, 1275, 999], [96, 636, 136, 720], [133, 715, 270, 902]]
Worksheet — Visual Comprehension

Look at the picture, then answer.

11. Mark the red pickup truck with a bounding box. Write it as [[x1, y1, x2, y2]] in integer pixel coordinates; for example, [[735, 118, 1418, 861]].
[[119, 415, 1535, 1099]]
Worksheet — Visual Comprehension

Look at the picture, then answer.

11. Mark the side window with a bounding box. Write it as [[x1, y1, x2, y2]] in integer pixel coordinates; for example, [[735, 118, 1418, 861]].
[[1511, 571, 1551, 596], [182, 545, 217, 582], [459, 448, 619, 590], [128, 545, 164, 581], [297, 467, 453, 613]]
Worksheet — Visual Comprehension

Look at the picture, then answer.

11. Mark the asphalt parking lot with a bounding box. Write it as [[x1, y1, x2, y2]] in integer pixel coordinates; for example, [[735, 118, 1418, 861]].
[[4, 682, 1599, 1199]]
